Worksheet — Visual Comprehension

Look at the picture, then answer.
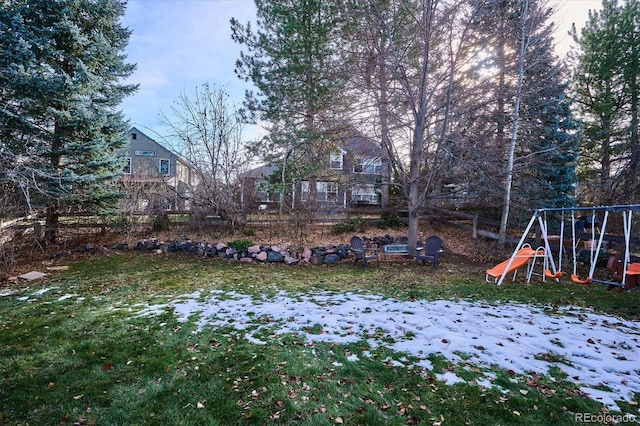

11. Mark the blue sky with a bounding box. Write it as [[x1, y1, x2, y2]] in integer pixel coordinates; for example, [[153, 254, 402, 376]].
[[120, 0, 257, 134], [119, 0, 602, 136]]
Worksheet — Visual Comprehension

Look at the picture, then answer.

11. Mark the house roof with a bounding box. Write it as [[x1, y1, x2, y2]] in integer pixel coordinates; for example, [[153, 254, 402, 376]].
[[240, 165, 279, 179], [125, 127, 194, 165], [342, 134, 383, 157]]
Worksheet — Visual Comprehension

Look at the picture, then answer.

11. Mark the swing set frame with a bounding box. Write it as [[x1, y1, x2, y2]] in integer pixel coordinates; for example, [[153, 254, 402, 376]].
[[495, 204, 640, 286]]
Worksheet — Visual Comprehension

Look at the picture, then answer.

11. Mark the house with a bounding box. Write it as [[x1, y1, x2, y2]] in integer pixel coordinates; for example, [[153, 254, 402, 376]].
[[119, 127, 199, 212], [241, 134, 389, 212], [240, 165, 280, 212]]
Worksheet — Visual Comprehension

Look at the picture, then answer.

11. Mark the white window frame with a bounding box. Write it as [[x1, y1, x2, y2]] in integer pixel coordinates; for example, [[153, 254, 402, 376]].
[[159, 158, 170, 175], [123, 157, 131, 174], [301, 181, 339, 202], [329, 149, 345, 170], [354, 157, 382, 174], [352, 184, 378, 204]]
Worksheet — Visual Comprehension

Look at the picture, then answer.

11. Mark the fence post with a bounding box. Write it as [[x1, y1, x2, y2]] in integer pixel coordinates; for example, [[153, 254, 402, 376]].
[[472, 215, 478, 239]]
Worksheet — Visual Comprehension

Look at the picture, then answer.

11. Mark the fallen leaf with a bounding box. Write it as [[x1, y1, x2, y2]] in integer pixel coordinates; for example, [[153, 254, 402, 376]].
[[335, 417, 344, 424], [519, 389, 529, 395], [197, 402, 204, 409], [397, 402, 406, 415], [73, 394, 84, 400], [270, 410, 283, 420]]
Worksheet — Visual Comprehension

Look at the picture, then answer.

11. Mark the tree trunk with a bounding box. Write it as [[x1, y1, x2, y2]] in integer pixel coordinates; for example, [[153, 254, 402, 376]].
[[499, 0, 529, 248], [626, 37, 639, 200], [376, 54, 392, 209], [45, 203, 59, 245]]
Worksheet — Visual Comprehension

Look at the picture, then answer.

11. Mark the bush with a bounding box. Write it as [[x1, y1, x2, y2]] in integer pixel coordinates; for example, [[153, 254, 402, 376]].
[[227, 239, 254, 252], [151, 213, 170, 232], [331, 218, 366, 235], [243, 227, 256, 237], [376, 211, 404, 230]]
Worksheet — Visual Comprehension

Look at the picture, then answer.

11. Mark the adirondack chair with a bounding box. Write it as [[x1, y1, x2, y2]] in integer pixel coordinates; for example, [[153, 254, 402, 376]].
[[415, 235, 442, 269], [350, 236, 379, 268]]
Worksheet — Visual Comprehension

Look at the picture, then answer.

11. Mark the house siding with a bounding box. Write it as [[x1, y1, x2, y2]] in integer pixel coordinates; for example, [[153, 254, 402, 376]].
[[241, 134, 389, 212], [118, 127, 198, 212]]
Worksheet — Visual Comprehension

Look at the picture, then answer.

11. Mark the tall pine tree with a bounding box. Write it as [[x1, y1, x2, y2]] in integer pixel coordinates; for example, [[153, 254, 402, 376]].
[[512, 1, 579, 211], [231, 0, 348, 217], [571, 0, 640, 204], [462, 0, 579, 223], [0, 0, 137, 243]]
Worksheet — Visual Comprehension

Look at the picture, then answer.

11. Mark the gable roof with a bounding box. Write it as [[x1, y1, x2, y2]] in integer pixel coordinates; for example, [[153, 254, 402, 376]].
[[341, 134, 383, 158], [240, 165, 279, 179]]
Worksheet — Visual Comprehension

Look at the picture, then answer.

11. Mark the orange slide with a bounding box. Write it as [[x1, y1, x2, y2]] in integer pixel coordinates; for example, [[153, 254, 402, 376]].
[[486, 246, 544, 283]]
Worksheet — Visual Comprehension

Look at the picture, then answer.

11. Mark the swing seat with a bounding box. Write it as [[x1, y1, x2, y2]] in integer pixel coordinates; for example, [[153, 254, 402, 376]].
[[544, 270, 563, 279], [606, 253, 624, 283], [570, 274, 591, 285]]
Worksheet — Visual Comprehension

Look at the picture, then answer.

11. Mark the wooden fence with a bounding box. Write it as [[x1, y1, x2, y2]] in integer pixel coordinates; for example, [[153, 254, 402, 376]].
[[1, 208, 554, 246]]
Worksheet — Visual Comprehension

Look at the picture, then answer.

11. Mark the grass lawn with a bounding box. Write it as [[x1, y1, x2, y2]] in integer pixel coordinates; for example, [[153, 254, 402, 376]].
[[1, 252, 639, 425]]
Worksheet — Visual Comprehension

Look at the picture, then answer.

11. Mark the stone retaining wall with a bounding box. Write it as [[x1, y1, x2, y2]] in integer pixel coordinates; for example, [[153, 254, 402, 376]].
[[131, 234, 408, 265], [50, 234, 409, 266]]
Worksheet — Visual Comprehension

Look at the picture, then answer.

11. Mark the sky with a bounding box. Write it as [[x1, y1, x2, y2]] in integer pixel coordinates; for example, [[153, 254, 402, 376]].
[[119, 0, 604, 137]]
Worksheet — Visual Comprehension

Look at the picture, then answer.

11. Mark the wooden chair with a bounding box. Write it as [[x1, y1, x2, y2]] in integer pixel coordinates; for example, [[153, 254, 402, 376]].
[[415, 236, 442, 269], [350, 236, 379, 268]]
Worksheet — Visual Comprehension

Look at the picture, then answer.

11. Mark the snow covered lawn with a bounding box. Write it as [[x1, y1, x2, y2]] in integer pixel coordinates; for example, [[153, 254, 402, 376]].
[[137, 290, 640, 412]]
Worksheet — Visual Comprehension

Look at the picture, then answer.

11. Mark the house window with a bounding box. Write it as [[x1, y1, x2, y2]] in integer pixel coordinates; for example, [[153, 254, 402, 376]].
[[301, 181, 339, 202], [159, 159, 170, 175], [123, 157, 131, 174], [131, 133, 137, 140], [354, 157, 382, 174], [353, 185, 378, 204], [330, 150, 344, 170]]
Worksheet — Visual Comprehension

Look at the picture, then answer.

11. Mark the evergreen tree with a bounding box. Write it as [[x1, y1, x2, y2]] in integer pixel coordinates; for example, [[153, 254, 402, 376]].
[[0, 0, 137, 244], [571, 0, 640, 204], [512, 0, 579, 212], [231, 0, 348, 217], [462, 0, 579, 222]]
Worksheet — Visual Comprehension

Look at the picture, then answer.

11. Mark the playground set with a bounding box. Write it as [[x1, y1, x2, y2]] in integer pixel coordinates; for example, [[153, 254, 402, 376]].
[[486, 204, 640, 290]]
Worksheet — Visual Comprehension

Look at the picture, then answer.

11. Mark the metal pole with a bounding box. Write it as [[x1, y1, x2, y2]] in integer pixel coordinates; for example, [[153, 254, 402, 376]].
[[497, 211, 539, 286]]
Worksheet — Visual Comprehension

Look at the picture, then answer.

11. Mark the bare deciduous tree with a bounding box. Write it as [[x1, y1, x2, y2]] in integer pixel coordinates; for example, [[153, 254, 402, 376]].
[[344, 0, 483, 254], [160, 83, 251, 229]]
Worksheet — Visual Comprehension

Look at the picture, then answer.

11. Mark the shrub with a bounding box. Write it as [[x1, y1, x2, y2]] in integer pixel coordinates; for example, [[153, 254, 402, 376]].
[[227, 239, 254, 252], [376, 211, 404, 229], [243, 227, 256, 237], [151, 213, 170, 232], [331, 218, 366, 235]]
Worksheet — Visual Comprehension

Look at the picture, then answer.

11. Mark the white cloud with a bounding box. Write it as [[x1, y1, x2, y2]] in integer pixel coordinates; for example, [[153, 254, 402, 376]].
[[121, 0, 256, 129]]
